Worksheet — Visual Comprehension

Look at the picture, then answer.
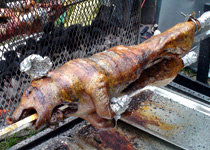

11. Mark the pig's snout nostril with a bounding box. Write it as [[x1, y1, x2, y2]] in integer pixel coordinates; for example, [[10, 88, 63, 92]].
[[5, 116, 15, 125]]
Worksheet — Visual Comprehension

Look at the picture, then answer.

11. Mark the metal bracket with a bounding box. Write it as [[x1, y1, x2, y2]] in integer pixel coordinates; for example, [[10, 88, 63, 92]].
[[181, 12, 200, 33]]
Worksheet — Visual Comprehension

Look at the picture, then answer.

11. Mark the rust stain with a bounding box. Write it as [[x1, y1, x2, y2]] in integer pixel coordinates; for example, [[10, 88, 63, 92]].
[[78, 125, 136, 150], [123, 90, 176, 131], [124, 108, 174, 130], [126, 90, 154, 113]]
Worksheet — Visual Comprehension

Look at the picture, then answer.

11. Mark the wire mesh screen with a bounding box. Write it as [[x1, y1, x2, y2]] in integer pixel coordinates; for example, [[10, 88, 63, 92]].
[[0, 0, 140, 130]]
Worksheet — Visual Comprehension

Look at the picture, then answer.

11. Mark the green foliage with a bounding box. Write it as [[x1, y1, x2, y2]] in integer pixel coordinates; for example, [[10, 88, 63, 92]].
[[0, 130, 38, 150], [180, 67, 196, 78]]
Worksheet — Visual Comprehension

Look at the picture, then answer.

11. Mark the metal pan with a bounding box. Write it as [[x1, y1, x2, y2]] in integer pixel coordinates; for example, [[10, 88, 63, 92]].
[[121, 86, 210, 150]]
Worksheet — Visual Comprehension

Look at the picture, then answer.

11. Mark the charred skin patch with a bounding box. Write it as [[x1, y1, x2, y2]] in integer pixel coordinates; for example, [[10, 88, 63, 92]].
[[34, 88, 45, 105], [25, 86, 46, 105], [123, 57, 183, 94], [25, 86, 34, 96], [78, 125, 136, 150]]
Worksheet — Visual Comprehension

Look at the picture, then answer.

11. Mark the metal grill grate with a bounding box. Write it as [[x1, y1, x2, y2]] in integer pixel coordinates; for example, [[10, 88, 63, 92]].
[[0, 0, 141, 129]]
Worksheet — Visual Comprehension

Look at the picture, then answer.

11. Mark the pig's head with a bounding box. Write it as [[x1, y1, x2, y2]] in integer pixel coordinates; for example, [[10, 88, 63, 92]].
[[5, 77, 75, 129], [5, 72, 114, 130]]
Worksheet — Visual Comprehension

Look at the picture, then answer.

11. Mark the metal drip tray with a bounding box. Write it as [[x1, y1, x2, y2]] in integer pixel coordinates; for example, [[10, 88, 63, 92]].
[[121, 86, 210, 150], [9, 86, 210, 150]]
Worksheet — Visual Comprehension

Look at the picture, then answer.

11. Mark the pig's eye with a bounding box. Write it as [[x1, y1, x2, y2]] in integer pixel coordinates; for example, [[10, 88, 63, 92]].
[[25, 89, 32, 96], [25, 86, 34, 96]]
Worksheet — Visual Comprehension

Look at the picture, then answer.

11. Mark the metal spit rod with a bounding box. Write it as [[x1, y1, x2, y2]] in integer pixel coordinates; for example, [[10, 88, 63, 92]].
[[0, 105, 68, 140]]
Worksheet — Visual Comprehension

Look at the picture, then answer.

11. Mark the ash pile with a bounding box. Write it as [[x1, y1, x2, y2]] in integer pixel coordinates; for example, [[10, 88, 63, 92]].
[[0, 0, 140, 129]]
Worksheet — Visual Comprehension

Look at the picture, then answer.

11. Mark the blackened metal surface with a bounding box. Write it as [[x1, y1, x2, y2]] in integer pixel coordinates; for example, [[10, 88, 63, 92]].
[[173, 73, 210, 98], [122, 86, 210, 150], [31, 121, 180, 150], [8, 117, 80, 150], [167, 82, 210, 104], [141, 0, 158, 24], [197, 5, 210, 84]]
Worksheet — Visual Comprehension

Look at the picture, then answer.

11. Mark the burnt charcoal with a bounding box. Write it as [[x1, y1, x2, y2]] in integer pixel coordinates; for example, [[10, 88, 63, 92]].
[[0, 60, 7, 74], [60, 33, 69, 46], [39, 34, 51, 47], [73, 32, 92, 48], [25, 49, 36, 56], [91, 19, 105, 28], [0, 17, 7, 24], [82, 25, 93, 34], [81, 28, 105, 47], [66, 39, 74, 50], [91, 19, 119, 35], [0, 1, 7, 8], [8, 61, 20, 75], [0, 72, 11, 80], [35, 43, 43, 53], [66, 24, 82, 33], [0, 82, 3, 91], [95, 5, 113, 21], [84, 33, 94, 47], [59, 22, 64, 28], [21, 49, 36, 59], [52, 37, 61, 47], [26, 38, 36, 47], [66, 24, 82, 38], [0, 60, 20, 78], [43, 21, 54, 34], [62, 31, 70, 38], [37, 46, 49, 57], [18, 56, 24, 63], [107, 23, 120, 35], [3, 50, 19, 62], [52, 37, 64, 48], [16, 44, 28, 55], [90, 27, 105, 39], [53, 27, 64, 37]]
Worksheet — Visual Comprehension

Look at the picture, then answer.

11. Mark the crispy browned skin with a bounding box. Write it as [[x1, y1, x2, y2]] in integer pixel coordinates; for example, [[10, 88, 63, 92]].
[[123, 57, 184, 94], [6, 21, 196, 130]]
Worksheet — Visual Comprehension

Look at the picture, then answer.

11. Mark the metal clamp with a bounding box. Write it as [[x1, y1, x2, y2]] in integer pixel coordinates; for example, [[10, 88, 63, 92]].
[[181, 12, 200, 33], [190, 17, 200, 33]]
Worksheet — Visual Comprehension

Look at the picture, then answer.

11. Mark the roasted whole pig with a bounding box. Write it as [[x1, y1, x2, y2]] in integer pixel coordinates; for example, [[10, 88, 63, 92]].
[[6, 20, 199, 130]]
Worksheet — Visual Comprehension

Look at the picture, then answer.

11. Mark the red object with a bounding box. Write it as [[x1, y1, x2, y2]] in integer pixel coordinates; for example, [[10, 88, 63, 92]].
[[141, 0, 146, 8], [0, 0, 69, 43], [0, 109, 10, 116]]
